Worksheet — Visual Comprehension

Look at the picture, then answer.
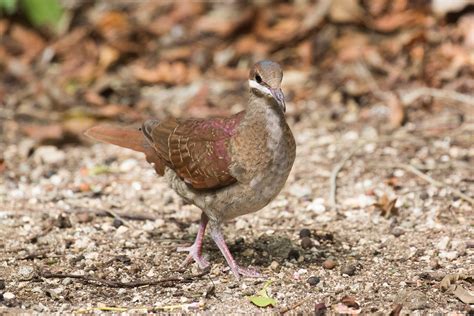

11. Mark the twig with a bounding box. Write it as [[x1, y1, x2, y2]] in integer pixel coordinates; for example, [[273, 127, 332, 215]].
[[397, 163, 474, 205], [399, 87, 474, 106], [39, 269, 209, 288], [103, 209, 132, 228], [279, 297, 309, 314], [329, 144, 362, 208]]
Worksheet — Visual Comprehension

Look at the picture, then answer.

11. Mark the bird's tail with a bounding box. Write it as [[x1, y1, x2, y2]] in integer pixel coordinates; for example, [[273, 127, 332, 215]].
[[84, 124, 165, 175], [84, 125, 147, 152]]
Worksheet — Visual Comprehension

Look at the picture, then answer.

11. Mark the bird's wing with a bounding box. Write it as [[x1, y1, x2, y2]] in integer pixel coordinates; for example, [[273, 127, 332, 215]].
[[143, 111, 245, 190]]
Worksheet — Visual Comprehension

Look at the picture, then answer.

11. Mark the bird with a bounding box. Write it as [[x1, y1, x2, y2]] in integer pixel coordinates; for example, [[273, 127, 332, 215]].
[[85, 60, 296, 279]]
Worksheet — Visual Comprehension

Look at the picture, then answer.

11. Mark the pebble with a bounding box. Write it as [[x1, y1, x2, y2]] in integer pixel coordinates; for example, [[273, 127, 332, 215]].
[[341, 265, 356, 276], [115, 225, 129, 235], [322, 259, 336, 269], [429, 259, 441, 269], [18, 265, 35, 280], [436, 236, 450, 250], [112, 218, 124, 228], [289, 183, 311, 198], [287, 249, 300, 261], [301, 237, 313, 249], [119, 159, 137, 172], [242, 249, 255, 257], [33, 146, 66, 165], [299, 228, 311, 239], [56, 214, 72, 229], [306, 199, 326, 214], [391, 227, 405, 237], [307, 276, 320, 286], [439, 251, 458, 260], [270, 261, 279, 271], [3, 292, 15, 300], [76, 212, 93, 223]]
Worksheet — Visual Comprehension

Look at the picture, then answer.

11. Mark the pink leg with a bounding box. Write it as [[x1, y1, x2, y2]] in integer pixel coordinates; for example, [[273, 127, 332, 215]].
[[209, 224, 260, 279], [177, 213, 210, 269]]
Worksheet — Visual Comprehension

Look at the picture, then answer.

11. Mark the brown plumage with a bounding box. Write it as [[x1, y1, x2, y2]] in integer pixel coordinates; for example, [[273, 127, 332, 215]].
[[85, 60, 296, 279]]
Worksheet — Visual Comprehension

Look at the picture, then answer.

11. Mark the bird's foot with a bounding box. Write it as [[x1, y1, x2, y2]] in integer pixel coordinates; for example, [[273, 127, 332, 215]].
[[233, 265, 261, 279], [177, 244, 210, 270]]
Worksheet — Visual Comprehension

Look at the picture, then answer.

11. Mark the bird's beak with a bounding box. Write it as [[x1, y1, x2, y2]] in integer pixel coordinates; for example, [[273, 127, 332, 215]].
[[270, 88, 286, 112]]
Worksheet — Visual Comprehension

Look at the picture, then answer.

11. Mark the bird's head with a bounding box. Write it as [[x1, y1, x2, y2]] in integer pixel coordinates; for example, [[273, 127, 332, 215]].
[[249, 60, 285, 112]]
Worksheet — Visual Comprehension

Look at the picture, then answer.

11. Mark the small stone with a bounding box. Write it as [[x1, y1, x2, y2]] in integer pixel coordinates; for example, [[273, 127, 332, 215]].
[[391, 227, 405, 237], [18, 265, 35, 281], [429, 259, 441, 270], [0, 279, 5, 290], [242, 249, 254, 257], [306, 199, 326, 214], [341, 265, 356, 276], [112, 218, 123, 228], [119, 159, 138, 172], [322, 259, 336, 269], [56, 214, 72, 229], [33, 146, 66, 165], [115, 225, 129, 235], [76, 212, 93, 223], [314, 302, 327, 316], [439, 251, 458, 260], [270, 261, 279, 271], [289, 183, 311, 198], [299, 228, 311, 239], [287, 248, 300, 261], [301, 237, 313, 250], [3, 292, 15, 300], [436, 236, 450, 250], [307, 276, 320, 286]]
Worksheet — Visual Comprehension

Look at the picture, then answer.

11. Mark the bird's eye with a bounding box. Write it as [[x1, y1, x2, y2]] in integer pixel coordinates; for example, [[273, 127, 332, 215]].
[[255, 74, 262, 83]]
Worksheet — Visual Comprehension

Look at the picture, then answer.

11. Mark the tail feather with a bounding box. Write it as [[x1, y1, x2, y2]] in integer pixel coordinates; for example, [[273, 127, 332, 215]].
[[84, 124, 165, 175], [84, 124, 146, 152]]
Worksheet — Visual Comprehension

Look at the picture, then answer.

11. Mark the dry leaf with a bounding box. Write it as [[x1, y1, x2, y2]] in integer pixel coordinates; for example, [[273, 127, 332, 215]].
[[10, 24, 45, 64], [330, 0, 364, 23], [22, 124, 64, 143], [374, 194, 399, 217]]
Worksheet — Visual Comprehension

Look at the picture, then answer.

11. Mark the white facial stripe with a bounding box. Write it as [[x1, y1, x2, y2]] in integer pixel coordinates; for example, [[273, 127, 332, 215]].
[[249, 80, 272, 96]]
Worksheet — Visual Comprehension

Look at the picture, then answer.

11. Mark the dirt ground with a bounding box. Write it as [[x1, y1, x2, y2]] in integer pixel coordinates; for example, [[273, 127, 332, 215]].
[[1, 91, 473, 313], [1, 1, 473, 314]]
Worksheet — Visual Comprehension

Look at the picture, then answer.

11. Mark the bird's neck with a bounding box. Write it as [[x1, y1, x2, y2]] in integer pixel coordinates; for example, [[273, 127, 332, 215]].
[[245, 91, 285, 124]]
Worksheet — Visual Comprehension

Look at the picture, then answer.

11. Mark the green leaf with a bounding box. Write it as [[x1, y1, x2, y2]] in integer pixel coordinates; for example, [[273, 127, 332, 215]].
[[20, 0, 63, 29], [249, 295, 277, 308], [248, 280, 277, 308], [0, 0, 18, 14], [89, 165, 112, 176]]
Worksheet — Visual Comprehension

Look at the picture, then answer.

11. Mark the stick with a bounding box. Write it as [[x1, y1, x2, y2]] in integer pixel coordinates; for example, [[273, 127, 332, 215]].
[[279, 297, 309, 314], [399, 87, 474, 106], [39, 269, 209, 288], [397, 163, 474, 205], [329, 144, 361, 208]]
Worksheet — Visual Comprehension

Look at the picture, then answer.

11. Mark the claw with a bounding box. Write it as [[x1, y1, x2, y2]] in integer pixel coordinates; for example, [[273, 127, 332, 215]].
[[177, 244, 210, 269]]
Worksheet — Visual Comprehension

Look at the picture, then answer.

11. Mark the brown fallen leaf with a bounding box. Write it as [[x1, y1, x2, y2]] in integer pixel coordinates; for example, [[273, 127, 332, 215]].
[[369, 11, 427, 33], [10, 24, 45, 64], [314, 302, 327, 316], [22, 124, 64, 143], [329, 0, 364, 23], [132, 61, 199, 85], [374, 194, 399, 217], [196, 7, 254, 38], [341, 295, 360, 309]]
